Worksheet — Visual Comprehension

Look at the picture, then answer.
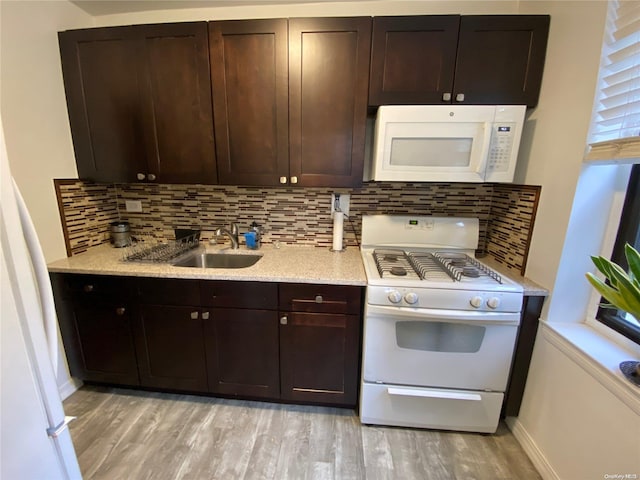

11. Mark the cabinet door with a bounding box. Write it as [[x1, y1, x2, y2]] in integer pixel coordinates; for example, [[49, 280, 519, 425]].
[[135, 305, 208, 392], [58, 27, 147, 183], [60, 300, 139, 385], [204, 308, 279, 399], [369, 16, 460, 105], [289, 17, 371, 187], [453, 15, 550, 107], [51, 274, 139, 385], [280, 312, 360, 406], [210, 19, 289, 186], [139, 22, 217, 184]]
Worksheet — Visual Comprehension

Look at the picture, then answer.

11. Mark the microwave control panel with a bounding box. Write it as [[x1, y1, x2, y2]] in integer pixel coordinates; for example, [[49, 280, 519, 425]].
[[488, 123, 516, 172]]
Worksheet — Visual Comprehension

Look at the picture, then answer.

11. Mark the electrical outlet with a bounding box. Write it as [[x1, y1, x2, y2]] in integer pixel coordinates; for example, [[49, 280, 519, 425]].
[[331, 193, 350, 217], [125, 200, 142, 213]]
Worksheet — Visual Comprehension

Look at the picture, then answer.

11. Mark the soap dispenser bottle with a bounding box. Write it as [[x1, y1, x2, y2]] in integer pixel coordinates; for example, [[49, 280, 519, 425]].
[[244, 221, 262, 250]]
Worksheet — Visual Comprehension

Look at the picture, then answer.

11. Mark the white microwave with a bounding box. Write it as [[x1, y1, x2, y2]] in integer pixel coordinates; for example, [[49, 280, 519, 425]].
[[364, 105, 526, 183]]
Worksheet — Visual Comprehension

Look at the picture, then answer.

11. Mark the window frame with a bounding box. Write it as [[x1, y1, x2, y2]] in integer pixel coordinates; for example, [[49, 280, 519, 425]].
[[596, 163, 640, 344]]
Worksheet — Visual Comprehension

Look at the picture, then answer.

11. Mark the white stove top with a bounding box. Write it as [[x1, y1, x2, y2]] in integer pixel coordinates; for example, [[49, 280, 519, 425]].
[[360, 247, 522, 293], [359, 215, 523, 311]]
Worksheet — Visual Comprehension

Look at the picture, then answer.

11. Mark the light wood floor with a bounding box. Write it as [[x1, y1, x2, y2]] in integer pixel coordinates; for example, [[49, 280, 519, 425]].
[[64, 386, 540, 480]]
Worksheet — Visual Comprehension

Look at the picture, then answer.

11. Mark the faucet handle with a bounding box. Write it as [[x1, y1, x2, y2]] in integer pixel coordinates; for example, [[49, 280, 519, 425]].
[[230, 223, 239, 235]]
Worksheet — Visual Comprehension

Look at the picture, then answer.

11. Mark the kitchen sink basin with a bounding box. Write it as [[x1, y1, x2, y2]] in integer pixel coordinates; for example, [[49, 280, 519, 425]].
[[172, 252, 262, 269]]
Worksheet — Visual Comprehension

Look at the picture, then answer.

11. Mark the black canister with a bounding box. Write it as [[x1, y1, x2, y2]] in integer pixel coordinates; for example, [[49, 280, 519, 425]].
[[110, 221, 131, 247]]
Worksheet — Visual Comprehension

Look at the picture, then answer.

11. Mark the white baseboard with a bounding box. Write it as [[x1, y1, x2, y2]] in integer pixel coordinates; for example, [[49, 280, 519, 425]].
[[58, 377, 82, 401], [506, 417, 560, 480]]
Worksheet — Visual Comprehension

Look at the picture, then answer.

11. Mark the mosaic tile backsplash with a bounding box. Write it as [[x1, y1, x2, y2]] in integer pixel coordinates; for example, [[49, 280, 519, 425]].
[[54, 180, 540, 274]]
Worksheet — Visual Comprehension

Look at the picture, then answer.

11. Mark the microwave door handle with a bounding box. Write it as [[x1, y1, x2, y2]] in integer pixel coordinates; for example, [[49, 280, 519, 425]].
[[474, 122, 493, 178]]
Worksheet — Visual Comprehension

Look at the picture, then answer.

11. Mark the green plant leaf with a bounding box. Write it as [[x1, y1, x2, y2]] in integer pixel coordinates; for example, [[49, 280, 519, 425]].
[[586, 273, 636, 313], [625, 243, 640, 281]]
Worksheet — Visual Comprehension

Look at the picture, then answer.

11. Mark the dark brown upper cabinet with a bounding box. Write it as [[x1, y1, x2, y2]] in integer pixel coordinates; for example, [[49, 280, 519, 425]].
[[369, 15, 550, 108], [59, 23, 217, 184], [369, 15, 460, 105], [289, 17, 371, 187], [210, 17, 371, 187], [209, 19, 289, 186]]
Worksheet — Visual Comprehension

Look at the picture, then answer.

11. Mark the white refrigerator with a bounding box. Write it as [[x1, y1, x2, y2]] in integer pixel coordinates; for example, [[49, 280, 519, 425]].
[[0, 120, 82, 479]]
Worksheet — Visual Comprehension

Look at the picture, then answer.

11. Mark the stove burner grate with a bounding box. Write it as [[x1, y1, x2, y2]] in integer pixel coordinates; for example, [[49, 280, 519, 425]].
[[372, 249, 420, 280]]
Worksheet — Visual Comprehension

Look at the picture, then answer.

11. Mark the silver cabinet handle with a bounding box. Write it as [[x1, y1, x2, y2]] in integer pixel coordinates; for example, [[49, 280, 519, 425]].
[[455, 93, 465, 102], [202, 312, 210, 320], [147, 173, 157, 181], [136, 173, 146, 181], [191, 311, 199, 320], [280, 315, 288, 325], [279, 176, 287, 184], [290, 176, 298, 184], [315, 295, 323, 303], [442, 92, 452, 102], [115, 307, 126, 316], [83, 284, 94, 293]]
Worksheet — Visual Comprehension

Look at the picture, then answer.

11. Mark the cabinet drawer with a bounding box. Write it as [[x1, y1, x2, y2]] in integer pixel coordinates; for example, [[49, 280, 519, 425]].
[[200, 281, 277, 310], [137, 277, 200, 305], [279, 284, 362, 314], [60, 274, 132, 301]]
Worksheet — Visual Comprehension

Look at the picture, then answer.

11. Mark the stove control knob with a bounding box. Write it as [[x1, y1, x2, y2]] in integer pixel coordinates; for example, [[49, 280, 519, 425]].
[[404, 292, 419, 305], [388, 290, 402, 304], [470, 296, 483, 308], [487, 297, 501, 309]]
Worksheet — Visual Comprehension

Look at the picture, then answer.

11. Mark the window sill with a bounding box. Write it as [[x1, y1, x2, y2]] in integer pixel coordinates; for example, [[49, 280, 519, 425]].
[[542, 321, 640, 414]]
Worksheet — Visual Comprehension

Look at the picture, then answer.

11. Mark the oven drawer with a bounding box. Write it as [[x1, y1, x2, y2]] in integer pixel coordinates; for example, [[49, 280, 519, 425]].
[[360, 382, 503, 433]]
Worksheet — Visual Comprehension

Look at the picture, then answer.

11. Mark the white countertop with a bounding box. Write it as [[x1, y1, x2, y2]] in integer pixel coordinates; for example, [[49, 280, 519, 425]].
[[47, 243, 368, 286]]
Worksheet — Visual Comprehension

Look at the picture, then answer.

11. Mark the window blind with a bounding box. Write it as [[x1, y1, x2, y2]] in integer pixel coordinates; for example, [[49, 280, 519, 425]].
[[587, 0, 640, 159]]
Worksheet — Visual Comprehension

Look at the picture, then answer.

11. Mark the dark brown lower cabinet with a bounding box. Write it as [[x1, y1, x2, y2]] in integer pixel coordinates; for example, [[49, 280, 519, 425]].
[[280, 312, 360, 406], [134, 304, 208, 392], [60, 299, 140, 386], [503, 295, 546, 417], [204, 308, 280, 398], [51, 273, 139, 386], [53, 273, 364, 408]]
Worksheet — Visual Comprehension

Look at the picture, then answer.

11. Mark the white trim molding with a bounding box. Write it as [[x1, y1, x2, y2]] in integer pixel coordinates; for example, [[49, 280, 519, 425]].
[[505, 416, 560, 480]]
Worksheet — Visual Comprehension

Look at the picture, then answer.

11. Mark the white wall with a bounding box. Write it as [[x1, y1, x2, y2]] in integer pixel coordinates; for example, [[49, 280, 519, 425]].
[[516, 0, 608, 306], [511, 2, 640, 479], [0, 0, 93, 395], [0, 0, 93, 262], [92, 0, 517, 26]]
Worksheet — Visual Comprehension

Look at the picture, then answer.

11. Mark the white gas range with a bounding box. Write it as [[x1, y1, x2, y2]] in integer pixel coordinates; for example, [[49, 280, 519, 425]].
[[359, 215, 523, 433]]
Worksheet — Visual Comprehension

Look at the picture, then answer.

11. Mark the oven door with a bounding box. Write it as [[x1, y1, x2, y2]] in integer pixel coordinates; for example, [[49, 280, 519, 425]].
[[362, 304, 519, 392]]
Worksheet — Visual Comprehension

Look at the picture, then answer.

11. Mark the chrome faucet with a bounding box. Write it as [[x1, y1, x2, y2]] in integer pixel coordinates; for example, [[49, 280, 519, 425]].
[[215, 223, 239, 249]]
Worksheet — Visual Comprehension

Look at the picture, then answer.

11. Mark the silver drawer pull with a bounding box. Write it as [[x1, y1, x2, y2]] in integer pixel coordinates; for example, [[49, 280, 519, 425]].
[[202, 312, 210, 320], [83, 284, 94, 293], [190, 311, 199, 320], [115, 307, 126, 316], [280, 316, 288, 325], [315, 295, 323, 303]]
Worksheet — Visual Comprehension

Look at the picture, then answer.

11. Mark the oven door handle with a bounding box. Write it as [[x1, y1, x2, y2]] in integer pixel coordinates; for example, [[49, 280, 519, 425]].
[[387, 387, 482, 401], [366, 304, 520, 325]]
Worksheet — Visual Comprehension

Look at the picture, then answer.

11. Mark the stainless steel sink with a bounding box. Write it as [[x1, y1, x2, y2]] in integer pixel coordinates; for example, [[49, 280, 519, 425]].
[[172, 252, 262, 269]]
